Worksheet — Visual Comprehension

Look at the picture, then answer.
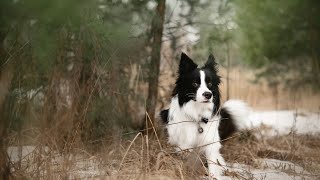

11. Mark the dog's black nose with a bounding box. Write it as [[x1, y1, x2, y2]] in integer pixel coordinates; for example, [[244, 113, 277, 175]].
[[202, 92, 212, 99]]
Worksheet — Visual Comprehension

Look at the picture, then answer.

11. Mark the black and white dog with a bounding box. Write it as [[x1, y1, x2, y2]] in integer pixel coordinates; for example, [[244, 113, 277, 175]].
[[160, 53, 249, 179]]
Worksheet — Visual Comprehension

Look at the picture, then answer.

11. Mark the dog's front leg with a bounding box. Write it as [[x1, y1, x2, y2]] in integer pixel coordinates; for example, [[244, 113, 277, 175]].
[[204, 143, 226, 179]]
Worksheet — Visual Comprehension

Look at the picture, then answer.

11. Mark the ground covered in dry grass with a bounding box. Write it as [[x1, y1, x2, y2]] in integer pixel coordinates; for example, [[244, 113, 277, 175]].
[[222, 131, 320, 179], [7, 124, 320, 180]]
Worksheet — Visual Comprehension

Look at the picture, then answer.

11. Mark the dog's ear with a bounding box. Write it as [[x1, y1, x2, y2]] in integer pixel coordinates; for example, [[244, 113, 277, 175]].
[[204, 54, 218, 73], [179, 52, 197, 74]]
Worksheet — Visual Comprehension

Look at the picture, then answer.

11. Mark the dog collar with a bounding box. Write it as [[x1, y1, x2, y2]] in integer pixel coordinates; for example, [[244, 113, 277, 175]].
[[184, 113, 213, 134], [198, 118, 209, 133]]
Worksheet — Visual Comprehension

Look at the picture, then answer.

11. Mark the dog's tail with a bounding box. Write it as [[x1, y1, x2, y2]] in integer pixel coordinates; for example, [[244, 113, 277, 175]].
[[219, 99, 251, 140]]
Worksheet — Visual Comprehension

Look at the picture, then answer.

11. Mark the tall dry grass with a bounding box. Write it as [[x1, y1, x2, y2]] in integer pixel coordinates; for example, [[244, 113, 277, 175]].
[[7, 120, 320, 179], [218, 68, 320, 112]]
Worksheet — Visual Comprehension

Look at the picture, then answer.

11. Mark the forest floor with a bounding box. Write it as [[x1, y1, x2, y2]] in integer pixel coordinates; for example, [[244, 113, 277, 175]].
[[7, 111, 320, 180]]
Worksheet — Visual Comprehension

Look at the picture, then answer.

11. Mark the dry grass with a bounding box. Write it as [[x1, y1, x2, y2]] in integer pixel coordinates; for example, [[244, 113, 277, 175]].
[[7, 123, 320, 180], [218, 68, 320, 112], [222, 130, 320, 176]]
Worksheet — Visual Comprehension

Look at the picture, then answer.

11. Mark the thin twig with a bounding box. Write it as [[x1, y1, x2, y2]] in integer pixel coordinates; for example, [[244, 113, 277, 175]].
[[118, 132, 143, 171]]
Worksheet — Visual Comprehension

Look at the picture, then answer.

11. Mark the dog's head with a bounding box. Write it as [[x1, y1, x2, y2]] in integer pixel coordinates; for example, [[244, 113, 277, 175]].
[[172, 52, 221, 114]]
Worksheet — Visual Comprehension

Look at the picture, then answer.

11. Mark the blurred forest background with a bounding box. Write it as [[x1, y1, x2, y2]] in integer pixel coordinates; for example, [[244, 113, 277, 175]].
[[0, 0, 319, 178]]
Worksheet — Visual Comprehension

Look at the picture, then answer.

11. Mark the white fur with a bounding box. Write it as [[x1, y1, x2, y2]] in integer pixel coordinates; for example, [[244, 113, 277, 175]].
[[196, 70, 212, 103], [222, 99, 251, 131], [167, 96, 226, 179]]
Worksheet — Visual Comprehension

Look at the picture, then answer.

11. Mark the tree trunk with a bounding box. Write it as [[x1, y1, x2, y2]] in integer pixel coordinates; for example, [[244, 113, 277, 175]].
[[145, 0, 166, 134], [0, 31, 12, 180]]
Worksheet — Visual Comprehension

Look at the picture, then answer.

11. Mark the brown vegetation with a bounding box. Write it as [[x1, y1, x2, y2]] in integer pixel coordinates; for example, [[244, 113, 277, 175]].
[[6, 122, 320, 179]]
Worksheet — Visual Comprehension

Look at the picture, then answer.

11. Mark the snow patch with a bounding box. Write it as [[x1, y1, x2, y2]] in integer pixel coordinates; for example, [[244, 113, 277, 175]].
[[241, 111, 320, 137], [229, 159, 313, 180]]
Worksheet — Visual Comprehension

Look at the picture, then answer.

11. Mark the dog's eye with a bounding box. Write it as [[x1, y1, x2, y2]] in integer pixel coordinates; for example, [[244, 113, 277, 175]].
[[192, 82, 199, 87], [207, 82, 212, 88]]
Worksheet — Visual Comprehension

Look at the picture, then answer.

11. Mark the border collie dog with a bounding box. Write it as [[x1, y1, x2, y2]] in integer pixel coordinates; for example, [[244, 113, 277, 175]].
[[160, 53, 249, 179]]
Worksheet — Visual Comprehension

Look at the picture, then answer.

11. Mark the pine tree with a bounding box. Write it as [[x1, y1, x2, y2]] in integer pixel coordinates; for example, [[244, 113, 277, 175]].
[[235, 0, 320, 88]]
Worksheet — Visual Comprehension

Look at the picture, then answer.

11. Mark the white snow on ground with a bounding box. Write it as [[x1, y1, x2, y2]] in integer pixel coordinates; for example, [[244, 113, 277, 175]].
[[7, 146, 103, 179], [230, 159, 314, 180], [7, 146, 38, 162], [242, 110, 320, 137]]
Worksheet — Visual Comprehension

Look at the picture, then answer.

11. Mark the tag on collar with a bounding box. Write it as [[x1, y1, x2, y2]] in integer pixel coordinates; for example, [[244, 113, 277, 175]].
[[198, 127, 203, 133]]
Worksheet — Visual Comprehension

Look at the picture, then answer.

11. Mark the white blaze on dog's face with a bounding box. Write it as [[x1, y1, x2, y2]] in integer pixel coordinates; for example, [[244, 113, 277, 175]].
[[196, 70, 213, 103], [173, 53, 221, 114]]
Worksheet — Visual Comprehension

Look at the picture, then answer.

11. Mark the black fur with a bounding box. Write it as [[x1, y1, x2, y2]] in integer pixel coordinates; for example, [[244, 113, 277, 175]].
[[218, 108, 236, 140], [160, 109, 169, 123]]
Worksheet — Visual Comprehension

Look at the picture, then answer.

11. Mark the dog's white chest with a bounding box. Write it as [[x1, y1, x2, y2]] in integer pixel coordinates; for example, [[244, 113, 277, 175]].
[[166, 97, 221, 150], [167, 118, 220, 150]]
